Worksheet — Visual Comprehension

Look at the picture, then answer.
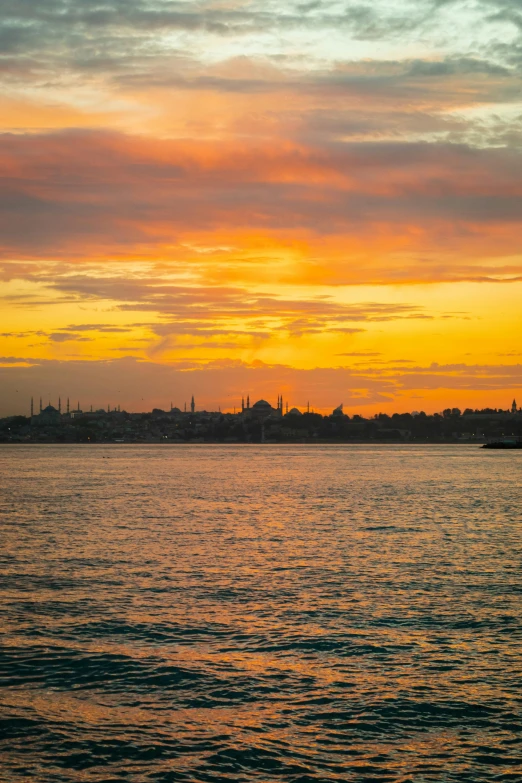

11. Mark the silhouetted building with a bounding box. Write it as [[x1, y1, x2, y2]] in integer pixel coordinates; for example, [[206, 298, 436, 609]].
[[8, 395, 521, 445], [35, 404, 61, 424], [247, 399, 275, 420]]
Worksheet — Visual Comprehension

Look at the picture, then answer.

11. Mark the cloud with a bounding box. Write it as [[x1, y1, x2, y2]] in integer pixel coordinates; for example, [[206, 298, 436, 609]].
[[337, 351, 382, 356], [47, 332, 93, 342], [0, 356, 45, 365], [2, 268, 449, 356], [0, 0, 518, 103], [1, 130, 522, 285], [64, 323, 134, 333], [0, 326, 130, 341], [1, 355, 521, 417], [0, 330, 45, 338], [112, 54, 515, 106], [6, 272, 434, 336]]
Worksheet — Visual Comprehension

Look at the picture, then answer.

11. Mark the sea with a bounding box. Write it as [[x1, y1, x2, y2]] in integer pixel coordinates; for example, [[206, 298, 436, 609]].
[[1, 444, 521, 782]]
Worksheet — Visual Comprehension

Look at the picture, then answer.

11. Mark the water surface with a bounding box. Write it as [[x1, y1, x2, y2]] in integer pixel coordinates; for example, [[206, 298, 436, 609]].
[[1, 444, 521, 782]]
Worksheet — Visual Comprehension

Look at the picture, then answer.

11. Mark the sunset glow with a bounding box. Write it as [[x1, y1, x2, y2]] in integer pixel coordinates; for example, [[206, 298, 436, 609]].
[[1, 0, 521, 414]]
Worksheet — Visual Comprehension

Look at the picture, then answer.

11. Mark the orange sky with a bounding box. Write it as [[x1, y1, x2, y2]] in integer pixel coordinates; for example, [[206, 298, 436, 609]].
[[0, 0, 521, 415]]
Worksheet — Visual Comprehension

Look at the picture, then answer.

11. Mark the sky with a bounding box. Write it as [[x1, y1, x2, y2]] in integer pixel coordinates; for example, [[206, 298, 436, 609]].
[[1, 0, 521, 416]]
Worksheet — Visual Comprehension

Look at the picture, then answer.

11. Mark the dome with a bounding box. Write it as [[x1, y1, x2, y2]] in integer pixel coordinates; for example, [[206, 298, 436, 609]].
[[252, 399, 273, 410], [42, 405, 58, 413], [288, 407, 302, 416]]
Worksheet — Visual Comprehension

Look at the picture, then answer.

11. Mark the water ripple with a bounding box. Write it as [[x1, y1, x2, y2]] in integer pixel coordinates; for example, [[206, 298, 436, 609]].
[[1, 444, 521, 782]]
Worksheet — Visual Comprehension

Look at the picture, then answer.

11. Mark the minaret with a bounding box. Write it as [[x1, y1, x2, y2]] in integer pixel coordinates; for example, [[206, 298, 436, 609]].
[[77, 401, 80, 412], [191, 395, 195, 414], [58, 397, 61, 414], [67, 398, 70, 415], [307, 401, 310, 414], [242, 396, 245, 413], [286, 401, 288, 415], [512, 399, 518, 414], [39, 397, 42, 413], [247, 395, 250, 410], [184, 402, 187, 413], [31, 397, 34, 417]]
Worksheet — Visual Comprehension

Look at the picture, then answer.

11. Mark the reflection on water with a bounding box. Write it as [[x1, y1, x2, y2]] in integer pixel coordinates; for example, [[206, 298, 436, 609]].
[[1, 444, 521, 782]]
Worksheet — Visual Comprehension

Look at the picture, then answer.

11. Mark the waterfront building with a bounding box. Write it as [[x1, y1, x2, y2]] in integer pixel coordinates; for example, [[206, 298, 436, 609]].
[[34, 404, 61, 425], [244, 399, 282, 420]]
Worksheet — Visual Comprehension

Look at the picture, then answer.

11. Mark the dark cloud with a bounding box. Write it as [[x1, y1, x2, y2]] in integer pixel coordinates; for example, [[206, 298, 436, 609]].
[[47, 332, 93, 342], [151, 324, 272, 338], [0, 0, 515, 88], [64, 323, 134, 333], [2, 130, 522, 262], [0, 0, 451, 43], [337, 351, 382, 356], [0, 325, 136, 343], [156, 341, 248, 349], [0, 330, 45, 338], [1, 0, 520, 165], [0, 355, 44, 364]]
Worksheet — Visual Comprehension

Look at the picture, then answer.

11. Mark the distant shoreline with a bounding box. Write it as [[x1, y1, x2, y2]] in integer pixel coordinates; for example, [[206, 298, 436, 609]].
[[0, 439, 487, 446]]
